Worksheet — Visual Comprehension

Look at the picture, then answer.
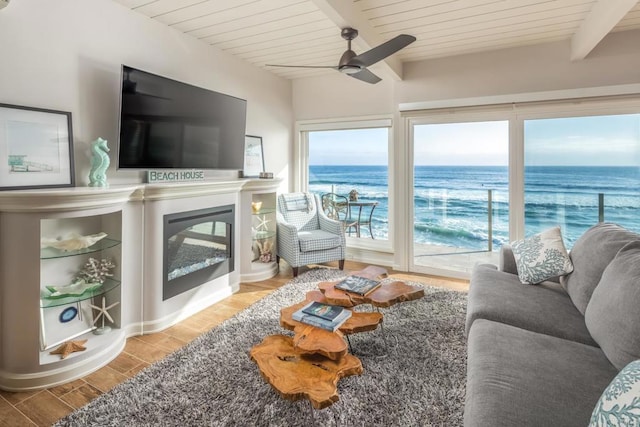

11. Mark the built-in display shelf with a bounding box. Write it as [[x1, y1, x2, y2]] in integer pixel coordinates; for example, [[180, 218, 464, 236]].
[[0, 179, 280, 391], [240, 179, 282, 282], [40, 278, 121, 308], [40, 238, 121, 259]]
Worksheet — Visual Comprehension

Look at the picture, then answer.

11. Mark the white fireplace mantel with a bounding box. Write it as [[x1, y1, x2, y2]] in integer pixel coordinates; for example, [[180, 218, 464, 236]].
[[0, 178, 281, 391]]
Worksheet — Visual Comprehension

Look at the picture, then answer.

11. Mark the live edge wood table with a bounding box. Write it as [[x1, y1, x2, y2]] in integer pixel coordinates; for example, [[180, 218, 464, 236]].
[[249, 266, 425, 410]]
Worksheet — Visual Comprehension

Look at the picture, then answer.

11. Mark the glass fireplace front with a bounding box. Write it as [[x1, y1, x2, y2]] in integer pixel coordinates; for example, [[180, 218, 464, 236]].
[[163, 205, 234, 301]]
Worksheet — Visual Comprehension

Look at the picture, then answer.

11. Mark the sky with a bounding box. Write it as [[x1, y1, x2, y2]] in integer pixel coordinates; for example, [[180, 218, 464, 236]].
[[308, 114, 640, 167]]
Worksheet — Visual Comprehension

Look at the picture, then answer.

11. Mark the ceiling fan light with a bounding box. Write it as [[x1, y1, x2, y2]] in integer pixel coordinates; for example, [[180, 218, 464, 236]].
[[339, 65, 361, 75]]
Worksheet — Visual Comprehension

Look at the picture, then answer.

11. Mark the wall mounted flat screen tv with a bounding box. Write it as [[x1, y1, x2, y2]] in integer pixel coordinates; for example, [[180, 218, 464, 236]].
[[117, 65, 247, 170]]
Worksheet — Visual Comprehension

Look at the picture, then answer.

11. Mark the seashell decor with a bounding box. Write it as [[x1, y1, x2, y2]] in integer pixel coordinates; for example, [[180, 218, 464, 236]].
[[41, 232, 108, 251]]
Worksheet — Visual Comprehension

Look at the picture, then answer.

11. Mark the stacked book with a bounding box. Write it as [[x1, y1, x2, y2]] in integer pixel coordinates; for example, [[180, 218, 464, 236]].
[[335, 275, 381, 296], [292, 301, 352, 332]]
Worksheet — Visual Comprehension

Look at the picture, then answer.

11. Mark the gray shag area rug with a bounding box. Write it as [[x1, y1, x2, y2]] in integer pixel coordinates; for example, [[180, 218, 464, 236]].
[[55, 269, 468, 427]]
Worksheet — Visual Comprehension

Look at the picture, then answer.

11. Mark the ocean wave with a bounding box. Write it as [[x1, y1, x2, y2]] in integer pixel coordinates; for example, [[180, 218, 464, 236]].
[[309, 165, 640, 250]]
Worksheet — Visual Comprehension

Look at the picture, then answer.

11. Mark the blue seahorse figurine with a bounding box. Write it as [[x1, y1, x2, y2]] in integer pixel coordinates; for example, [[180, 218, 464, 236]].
[[89, 137, 110, 188]]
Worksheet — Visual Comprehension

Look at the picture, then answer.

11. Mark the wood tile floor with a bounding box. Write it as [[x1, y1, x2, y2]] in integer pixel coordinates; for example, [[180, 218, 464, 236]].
[[0, 261, 468, 426]]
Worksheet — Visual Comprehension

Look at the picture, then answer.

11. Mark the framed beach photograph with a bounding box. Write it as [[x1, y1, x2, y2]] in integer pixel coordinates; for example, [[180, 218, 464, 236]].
[[0, 103, 75, 191], [243, 135, 265, 178]]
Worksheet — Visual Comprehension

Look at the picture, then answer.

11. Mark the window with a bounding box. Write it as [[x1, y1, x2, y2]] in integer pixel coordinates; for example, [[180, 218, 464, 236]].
[[307, 127, 390, 242], [402, 96, 640, 277], [412, 120, 509, 274], [524, 113, 640, 247]]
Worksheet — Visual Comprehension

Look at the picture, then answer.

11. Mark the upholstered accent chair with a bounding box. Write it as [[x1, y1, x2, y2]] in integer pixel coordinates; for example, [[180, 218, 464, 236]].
[[276, 192, 346, 277]]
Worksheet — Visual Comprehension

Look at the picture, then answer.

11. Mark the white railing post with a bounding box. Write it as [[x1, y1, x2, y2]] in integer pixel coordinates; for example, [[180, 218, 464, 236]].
[[488, 189, 493, 252]]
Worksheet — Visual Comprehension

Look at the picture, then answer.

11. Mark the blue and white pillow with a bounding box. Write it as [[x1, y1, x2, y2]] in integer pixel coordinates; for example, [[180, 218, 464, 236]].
[[589, 359, 640, 426], [511, 226, 573, 284]]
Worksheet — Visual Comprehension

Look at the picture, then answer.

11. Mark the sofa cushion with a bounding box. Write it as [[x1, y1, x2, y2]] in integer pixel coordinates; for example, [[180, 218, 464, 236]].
[[465, 319, 618, 427], [466, 264, 596, 346], [585, 241, 640, 370], [511, 226, 573, 284], [589, 359, 640, 426], [560, 222, 640, 315], [297, 229, 341, 252]]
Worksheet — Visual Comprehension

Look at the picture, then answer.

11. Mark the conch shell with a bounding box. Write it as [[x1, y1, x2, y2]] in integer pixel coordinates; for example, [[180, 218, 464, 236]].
[[41, 232, 108, 251]]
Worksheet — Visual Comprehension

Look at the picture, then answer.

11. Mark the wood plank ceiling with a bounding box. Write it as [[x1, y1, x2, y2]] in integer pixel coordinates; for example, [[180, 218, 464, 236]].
[[114, 0, 640, 82]]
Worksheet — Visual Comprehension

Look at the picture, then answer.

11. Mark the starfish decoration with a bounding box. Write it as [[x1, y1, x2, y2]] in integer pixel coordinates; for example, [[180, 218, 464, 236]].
[[255, 215, 271, 232], [49, 339, 87, 359], [89, 296, 120, 329]]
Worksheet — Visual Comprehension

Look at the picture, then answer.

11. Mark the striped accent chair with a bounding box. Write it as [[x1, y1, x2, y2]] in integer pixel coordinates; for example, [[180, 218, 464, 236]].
[[276, 192, 346, 277]]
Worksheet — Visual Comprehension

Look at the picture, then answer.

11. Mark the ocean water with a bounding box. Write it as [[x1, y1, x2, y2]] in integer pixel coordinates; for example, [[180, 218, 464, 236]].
[[309, 165, 640, 251]]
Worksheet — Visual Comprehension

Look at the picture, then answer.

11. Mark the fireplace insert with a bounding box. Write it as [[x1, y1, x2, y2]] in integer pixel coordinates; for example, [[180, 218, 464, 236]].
[[163, 205, 234, 300]]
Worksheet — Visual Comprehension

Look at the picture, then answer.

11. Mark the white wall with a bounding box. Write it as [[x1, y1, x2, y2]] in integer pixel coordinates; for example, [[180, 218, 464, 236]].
[[292, 29, 640, 118], [0, 0, 293, 188], [292, 72, 395, 120]]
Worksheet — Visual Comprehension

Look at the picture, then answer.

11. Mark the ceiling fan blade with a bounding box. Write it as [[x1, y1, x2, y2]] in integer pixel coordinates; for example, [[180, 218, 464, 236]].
[[349, 68, 382, 84], [351, 34, 416, 68], [265, 64, 338, 69]]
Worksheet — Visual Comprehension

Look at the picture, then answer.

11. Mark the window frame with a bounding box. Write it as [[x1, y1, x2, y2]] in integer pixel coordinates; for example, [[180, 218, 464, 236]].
[[296, 116, 394, 253], [401, 95, 640, 277]]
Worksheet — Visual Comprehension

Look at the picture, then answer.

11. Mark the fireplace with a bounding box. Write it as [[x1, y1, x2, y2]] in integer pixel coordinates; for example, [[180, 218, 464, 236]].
[[163, 205, 234, 301]]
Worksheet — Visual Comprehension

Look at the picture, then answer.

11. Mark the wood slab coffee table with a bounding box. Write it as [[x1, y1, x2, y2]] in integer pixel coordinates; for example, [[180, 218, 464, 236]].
[[250, 266, 424, 410], [249, 334, 362, 410]]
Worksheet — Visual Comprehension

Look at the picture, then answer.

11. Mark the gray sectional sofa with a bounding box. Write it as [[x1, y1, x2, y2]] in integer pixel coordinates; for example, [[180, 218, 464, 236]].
[[464, 223, 640, 426]]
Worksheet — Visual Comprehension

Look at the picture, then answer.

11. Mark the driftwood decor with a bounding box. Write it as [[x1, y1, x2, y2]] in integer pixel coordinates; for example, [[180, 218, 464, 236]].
[[250, 334, 362, 410]]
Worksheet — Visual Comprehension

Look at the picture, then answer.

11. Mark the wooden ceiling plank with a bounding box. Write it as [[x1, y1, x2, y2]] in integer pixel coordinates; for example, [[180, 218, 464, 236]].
[[268, 66, 335, 78], [611, 22, 640, 32], [401, 22, 577, 54], [242, 42, 343, 64], [376, 1, 594, 34], [133, 0, 205, 17], [238, 36, 339, 59], [209, 20, 335, 50], [402, 9, 588, 43], [259, 50, 340, 67], [570, 0, 639, 60], [311, 0, 405, 80], [225, 28, 339, 55], [153, 0, 258, 26], [362, 0, 464, 18], [172, 0, 305, 33], [356, 0, 410, 12], [194, 10, 327, 42], [366, 0, 582, 26], [402, 33, 569, 62]]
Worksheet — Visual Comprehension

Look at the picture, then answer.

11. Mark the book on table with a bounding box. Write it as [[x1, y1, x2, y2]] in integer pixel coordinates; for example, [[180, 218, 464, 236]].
[[292, 301, 352, 332], [335, 275, 381, 296]]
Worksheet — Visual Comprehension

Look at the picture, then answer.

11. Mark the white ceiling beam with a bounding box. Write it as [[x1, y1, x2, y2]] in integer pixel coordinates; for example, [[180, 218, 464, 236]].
[[570, 0, 638, 60], [310, 0, 404, 80]]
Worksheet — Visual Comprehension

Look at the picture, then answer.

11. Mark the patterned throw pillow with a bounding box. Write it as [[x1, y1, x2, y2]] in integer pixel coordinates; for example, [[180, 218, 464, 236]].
[[589, 359, 640, 426], [511, 226, 573, 284]]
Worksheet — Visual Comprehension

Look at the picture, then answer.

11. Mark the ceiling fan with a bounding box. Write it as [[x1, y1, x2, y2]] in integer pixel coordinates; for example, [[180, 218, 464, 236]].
[[266, 28, 416, 84]]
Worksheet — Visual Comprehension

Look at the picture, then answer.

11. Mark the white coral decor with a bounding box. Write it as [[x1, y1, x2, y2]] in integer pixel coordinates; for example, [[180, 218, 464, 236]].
[[76, 258, 115, 284]]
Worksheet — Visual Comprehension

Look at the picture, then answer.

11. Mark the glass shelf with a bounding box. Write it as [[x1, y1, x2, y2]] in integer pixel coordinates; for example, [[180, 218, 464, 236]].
[[40, 277, 121, 308], [252, 208, 275, 216], [40, 238, 121, 259], [253, 230, 276, 240]]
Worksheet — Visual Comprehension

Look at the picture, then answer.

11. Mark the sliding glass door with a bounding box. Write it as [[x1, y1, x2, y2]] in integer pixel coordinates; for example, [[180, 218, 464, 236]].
[[523, 113, 640, 247], [411, 120, 509, 276]]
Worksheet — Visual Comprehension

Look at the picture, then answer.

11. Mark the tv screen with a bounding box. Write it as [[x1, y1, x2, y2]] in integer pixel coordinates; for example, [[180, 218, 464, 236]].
[[117, 65, 247, 170]]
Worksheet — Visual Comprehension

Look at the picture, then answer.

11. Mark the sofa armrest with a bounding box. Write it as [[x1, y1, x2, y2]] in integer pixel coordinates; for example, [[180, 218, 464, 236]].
[[499, 244, 518, 275]]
